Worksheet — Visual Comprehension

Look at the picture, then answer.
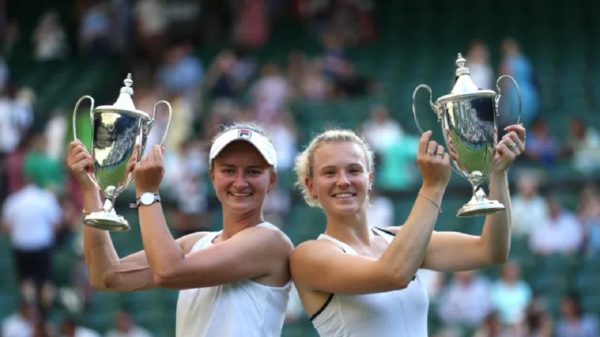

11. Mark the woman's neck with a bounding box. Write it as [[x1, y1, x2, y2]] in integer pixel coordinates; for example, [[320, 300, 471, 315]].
[[221, 208, 265, 239], [324, 210, 372, 246]]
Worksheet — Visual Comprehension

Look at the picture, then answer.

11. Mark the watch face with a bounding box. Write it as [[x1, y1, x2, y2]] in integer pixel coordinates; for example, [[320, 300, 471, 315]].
[[141, 193, 155, 205]]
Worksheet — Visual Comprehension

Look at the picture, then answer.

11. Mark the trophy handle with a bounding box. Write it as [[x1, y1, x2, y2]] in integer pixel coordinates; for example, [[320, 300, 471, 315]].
[[71, 95, 101, 191], [496, 75, 522, 125], [151, 100, 173, 146], [72, 95, 95, 141], [412, 84, 440, 134]]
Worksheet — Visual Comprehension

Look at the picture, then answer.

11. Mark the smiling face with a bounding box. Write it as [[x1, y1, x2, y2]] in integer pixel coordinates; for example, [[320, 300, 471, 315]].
[[306, 141, 371, 216], [210, 141, 276, 214]]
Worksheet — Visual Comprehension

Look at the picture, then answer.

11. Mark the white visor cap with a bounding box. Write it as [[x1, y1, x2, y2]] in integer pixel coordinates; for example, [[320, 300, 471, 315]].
[[209, 128, 278, 170]]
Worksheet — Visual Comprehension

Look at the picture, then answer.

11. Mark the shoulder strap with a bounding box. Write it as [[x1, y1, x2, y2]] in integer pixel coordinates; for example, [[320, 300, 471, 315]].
[[191, 231, 221, 252], [372, 226, 396, 244], [317, 234, 358, 255]]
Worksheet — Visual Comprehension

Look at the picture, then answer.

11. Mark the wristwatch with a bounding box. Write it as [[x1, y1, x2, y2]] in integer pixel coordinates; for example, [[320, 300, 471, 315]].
[[130, 192, 161, 208]]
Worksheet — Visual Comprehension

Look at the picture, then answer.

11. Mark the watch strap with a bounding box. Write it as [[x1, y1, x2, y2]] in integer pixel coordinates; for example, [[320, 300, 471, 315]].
[[129, 193, 161, 208]]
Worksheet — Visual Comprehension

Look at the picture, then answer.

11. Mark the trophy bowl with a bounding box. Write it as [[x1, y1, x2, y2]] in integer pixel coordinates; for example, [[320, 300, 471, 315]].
[[72, 74, 172, 231], [412, 54, 521, 217]]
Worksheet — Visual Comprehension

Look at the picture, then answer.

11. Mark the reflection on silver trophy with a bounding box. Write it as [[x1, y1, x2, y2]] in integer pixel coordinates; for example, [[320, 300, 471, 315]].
[[72, 74, 172, 231], [412, 54, 521, 217]]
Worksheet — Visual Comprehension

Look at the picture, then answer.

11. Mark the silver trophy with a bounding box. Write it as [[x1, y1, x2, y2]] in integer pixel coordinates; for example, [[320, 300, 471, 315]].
[[412, 53, 521, 217], [72, 74, 172, 231]]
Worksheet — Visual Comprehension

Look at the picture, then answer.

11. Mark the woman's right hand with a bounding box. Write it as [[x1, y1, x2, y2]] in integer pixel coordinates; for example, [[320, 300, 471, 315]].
[[416, 131, 451, 190], [66, 140, 97, 190]]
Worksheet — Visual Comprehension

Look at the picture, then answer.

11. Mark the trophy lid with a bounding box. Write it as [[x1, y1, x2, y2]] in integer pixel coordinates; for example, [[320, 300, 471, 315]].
[[437, 53, 496, 103], [451, 53, 482, 95], [95, 74, 150, 118]]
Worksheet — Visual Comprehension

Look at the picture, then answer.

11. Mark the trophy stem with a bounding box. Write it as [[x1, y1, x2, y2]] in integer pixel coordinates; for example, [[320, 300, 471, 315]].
[[83, 191, 130, 232], [457, 185, 505, 217]]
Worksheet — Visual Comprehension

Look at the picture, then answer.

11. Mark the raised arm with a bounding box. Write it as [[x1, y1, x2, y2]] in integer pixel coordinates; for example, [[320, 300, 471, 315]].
[[292, 131, 451, 294], [132, 145, 292, 289], [67, 141, 155, 291], [422, 124, 526, 271]]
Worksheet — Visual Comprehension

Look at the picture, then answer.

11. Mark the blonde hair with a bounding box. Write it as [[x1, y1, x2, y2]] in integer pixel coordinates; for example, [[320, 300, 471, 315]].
[[294, 129, 374, 207]]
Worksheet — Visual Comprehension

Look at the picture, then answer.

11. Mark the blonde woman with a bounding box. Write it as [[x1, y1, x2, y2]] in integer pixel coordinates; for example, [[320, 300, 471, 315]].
[[291, 125, 525, 337]]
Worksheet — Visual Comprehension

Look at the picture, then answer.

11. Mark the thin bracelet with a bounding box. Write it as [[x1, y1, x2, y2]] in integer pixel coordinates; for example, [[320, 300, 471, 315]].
[[418, 191, 442, 213]]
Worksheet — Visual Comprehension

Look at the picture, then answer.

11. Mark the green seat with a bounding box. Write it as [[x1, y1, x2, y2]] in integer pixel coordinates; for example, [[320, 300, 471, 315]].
[[534, 254, 578, 277], [281, 318, 318, 337], [0, 291, 18, 319], [87, 291, 123, 313], [532, 274, 569, 297], [284, 205, 325, 245], [582, 294, 600, 317], [52, 248, 80, 286], [122, 290, 164, 311]]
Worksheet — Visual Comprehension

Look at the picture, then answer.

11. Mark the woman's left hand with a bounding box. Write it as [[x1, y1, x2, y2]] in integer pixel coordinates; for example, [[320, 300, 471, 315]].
[[492, 124, 526, 173]]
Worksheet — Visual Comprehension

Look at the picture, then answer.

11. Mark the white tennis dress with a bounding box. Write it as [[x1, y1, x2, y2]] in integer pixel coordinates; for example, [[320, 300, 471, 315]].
[[311, 227, 429, 337], [176, 222, 291, 337]]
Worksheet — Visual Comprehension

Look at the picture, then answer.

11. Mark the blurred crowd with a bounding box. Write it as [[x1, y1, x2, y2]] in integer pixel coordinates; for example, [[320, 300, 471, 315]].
[[1, 0, 600, 337]]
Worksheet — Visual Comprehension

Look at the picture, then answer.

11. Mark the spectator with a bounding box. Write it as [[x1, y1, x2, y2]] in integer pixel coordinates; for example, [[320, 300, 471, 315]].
[[287, 51, 331, 101], [0, 53, 8, 92], [511, 170, 548, 238], [264, 111, 298, 171], [105, 311, 154, 337], [250, 62, 291, 125], [499, 38, 539, 128], [555, 293, 599, 337], [320, 30, 350, 84], [438, 271, 493, 328], [466, 40, 494, 90], [1, 148, 63, 331], [232, 0, 269, 49], [163, 138, 209, 236], [524, 118, 561, 168], [156, 41, 204, 98], [2, 300, 36, 337], [132, 0, 167, 73], [366, 189, 394, 229], [490, 261, 532, 326], [529, 194, 583, 256], [564, 118, 600, 175], [521, 302, 553, 337], [204, 50, 242, 100], [361, 104, 404, 155], [78, 0, 111, 56], [59, 318, 101, 337], [472, 311, 513, 337], [0, 86, 34, 158], [376, 131, 419, 191], [576, 183, 600, 257], [4, 131, 35, 196], [332, 60, 374, 98], [32, 11, 69, 60]]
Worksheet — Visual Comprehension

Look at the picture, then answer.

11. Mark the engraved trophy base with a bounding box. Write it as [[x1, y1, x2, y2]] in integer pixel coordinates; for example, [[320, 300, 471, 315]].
[[84, 211, 131, 232], [457, 197, 505, 217]]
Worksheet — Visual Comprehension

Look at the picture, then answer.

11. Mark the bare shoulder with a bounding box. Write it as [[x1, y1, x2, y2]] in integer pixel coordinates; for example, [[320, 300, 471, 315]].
[[291, 239, 342, 268], [240, 224, 294, 251]]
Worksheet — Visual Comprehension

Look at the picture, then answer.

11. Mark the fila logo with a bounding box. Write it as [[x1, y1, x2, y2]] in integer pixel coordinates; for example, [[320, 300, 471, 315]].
[[238, 129, 252, 139]]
